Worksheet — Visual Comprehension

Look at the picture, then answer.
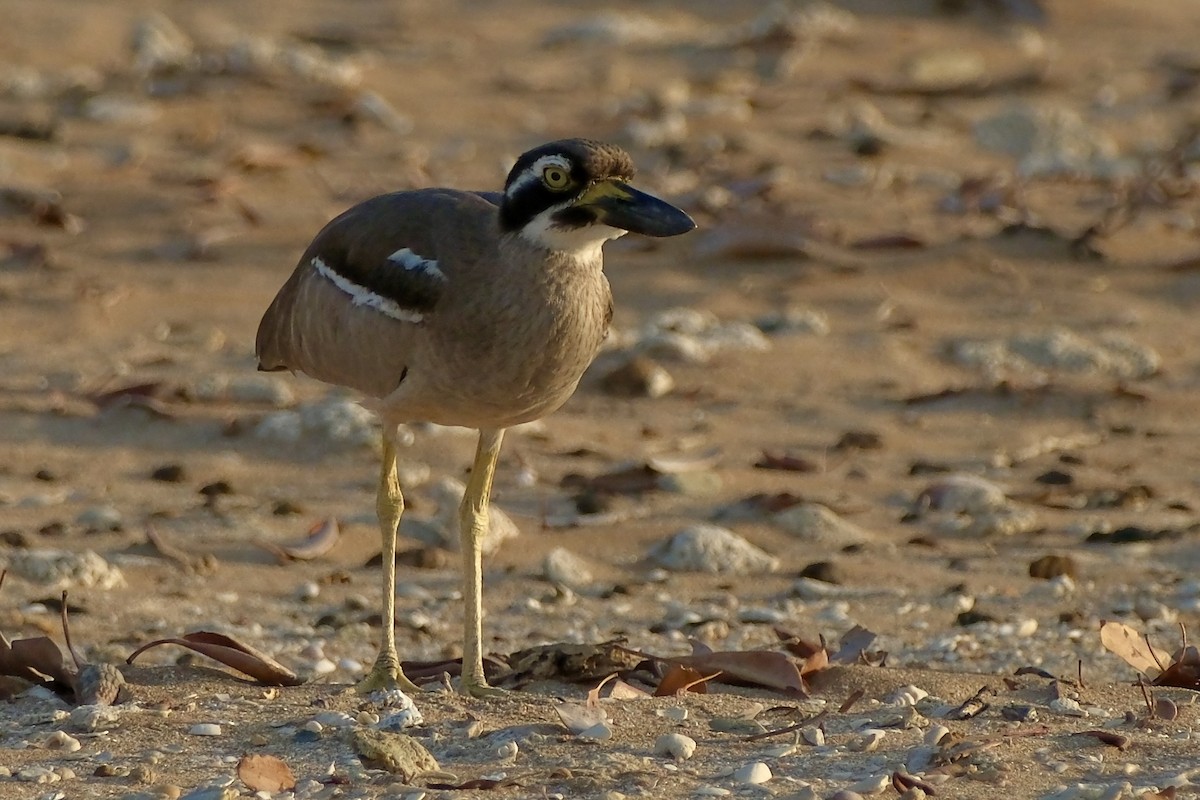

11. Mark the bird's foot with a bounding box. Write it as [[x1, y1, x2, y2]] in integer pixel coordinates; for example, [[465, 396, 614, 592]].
[[461, 673, 509, 699], [356, 650, 422, 696]]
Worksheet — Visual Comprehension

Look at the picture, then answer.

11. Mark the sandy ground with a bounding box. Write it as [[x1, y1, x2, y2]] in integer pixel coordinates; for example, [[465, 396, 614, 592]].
[[2, 1, 1200, 798]]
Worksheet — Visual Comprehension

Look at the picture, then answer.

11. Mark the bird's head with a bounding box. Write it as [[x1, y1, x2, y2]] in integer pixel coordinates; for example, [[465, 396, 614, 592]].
[[499, 139, 695, 257]]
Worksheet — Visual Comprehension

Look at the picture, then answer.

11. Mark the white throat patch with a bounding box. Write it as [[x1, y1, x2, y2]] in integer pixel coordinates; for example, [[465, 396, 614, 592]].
[[518, 203, 625, 260]]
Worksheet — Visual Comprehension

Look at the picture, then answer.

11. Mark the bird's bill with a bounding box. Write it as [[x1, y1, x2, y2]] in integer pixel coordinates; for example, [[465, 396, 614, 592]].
[[576, 180, 696, 237]]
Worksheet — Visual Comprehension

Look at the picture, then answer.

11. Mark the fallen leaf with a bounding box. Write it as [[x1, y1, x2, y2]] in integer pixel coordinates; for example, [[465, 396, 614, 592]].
[[654, 664, 713, 697], [0, 635, 73, 693], [554, 701, 608, 734], [587, 673, 617, 707], [606, 679, 651, 700], [126, 631, 304, 686], [256, 517, 340, 563], [238, 754, 297, 792], [831, 625, 878, 664], [1100, 620, 1169, 678], [675, 648, 807, 696]]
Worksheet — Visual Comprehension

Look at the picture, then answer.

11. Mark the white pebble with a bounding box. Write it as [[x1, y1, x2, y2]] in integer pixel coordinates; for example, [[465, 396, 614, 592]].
[[578, 722, 613, 741], [733, 762, 772, 785], [924, 724, 950, 745], [44, 731, 81, 752], [495, 741, 519, 760], [801, 726, 825, 746], [188, 723, 222, 736], [654, 733, 697, 761], [887, 685, 929, 705], [1049, 698, 1087, 717], [312, 658, 337, 675], [694, 788, 731, 797], [849, 773, 891, 795], [657, 707, 689, 723], [848, 729, 885, 752]]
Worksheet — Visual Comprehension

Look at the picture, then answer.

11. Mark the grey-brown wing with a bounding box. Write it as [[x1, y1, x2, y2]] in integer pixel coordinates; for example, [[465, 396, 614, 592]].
[[255, 189, 494, 398]]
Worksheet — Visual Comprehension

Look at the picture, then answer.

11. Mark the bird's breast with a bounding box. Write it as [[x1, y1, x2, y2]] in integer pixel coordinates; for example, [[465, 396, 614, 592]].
[[398, 258, 612, 427]]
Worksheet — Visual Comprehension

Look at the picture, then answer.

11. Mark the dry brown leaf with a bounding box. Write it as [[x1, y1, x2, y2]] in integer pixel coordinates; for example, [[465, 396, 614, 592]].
[[831, 625, 878, 664], [606, 679, 651, 700], [126, 631, 304, 686], [0, 635, 73, 692], [800, 647, 829, 678], [257, 517, 340, 563], [676, 649, 807, 696], [238, 754, 297, 792], [654, 664, 710, 697], [1100, 620, 1169, 678], [586, 673, 617, 707]]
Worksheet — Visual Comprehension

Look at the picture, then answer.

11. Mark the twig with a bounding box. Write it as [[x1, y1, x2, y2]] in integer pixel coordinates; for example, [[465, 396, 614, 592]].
[[1136, 675, 1155, 717], [744, 709, 828, 742], [59, 590, 85, 671]]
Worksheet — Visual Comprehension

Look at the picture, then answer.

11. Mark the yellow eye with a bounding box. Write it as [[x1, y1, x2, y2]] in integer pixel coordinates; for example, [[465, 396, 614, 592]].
[[542, 166, 570, 190]]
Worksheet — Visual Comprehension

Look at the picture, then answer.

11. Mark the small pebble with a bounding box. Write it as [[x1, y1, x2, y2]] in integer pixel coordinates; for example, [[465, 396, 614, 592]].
[[733, 762, 772, 785], [578, 722, 613, 741], [657, 707, 688, 723], [849, 773, 890, 794], [801, 725, 825, 746], [848, 729, 884, 752], [187, 723, 222, 736], [495, 741, 519, 760], [654, 733, 697, 761], [45, 731, 81, 752]]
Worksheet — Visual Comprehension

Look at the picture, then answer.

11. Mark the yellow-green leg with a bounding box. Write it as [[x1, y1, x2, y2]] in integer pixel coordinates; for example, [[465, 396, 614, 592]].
[[357, 429, 421, 695], [458, 427, 507, 697]]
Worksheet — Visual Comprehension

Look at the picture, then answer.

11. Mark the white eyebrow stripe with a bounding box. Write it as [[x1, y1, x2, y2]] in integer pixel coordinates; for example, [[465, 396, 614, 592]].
[[387, 247, 445, 280], [312, 256, 425, 323], [505, 154, 572, 197]]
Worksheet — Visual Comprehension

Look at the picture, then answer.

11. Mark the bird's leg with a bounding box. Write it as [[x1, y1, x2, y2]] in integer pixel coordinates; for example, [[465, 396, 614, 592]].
[[357, 428, 421, 695], [458, 427, 507, 698]]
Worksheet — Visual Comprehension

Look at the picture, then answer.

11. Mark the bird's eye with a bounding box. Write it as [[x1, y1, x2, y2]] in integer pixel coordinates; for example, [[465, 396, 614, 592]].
[[542, 167, 570, 190]]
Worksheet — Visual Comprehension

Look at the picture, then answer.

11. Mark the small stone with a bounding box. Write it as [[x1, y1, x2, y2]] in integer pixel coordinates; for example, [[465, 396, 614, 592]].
[[1030, 554, 1077, 580], [409, 477, 519, 555], [654, 733, 697, 761], [44, 730, 81, 752], [188, 723, 222, 736], [1049, 697, 1087, 717], [849, 774, 890, 795], [6, 550, 125, 589], [542, 547, 593, 589], [76, 505, 123, 532], [648, 524, 778, 575], [352, 729, 438, 779], [70, 704, 122, 732], [801, 725, 825, 746], [924, 724, 950, 745], [733, 761, 772, 785], [599, 356, 674, 398], [848, 729, 885, 752], [658, 707, 688, 723], [578, 722, 613, 741], [657, 470, 722, 496], [150, 464, 187, 483], [772, 503, 874, 546], [798, 561, 842, 584], [16, 766, 59, 783]]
